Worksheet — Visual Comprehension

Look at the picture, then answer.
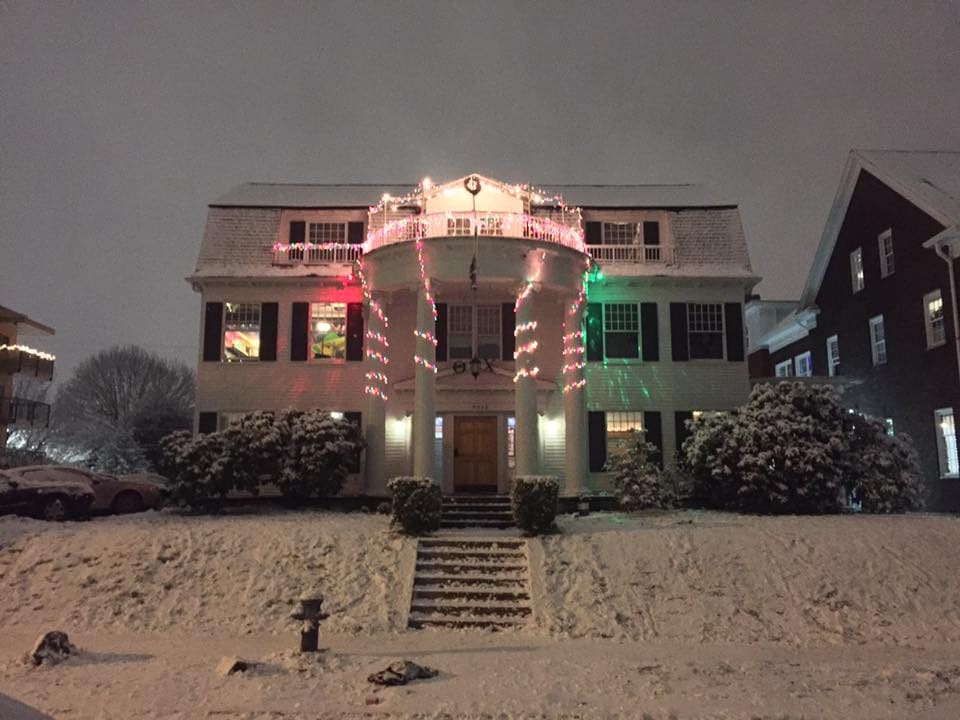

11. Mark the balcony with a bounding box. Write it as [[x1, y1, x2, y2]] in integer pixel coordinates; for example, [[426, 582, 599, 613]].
[[0, 346, 55, 381], [0, 397, 51, 427], [585, 244, 672, 264], [272, 243, 363, 267]]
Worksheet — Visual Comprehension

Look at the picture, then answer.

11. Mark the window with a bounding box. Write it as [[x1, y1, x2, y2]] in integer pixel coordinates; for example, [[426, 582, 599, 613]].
[[448, 305, 473, 359], [775, 359, 793, 377], [476, 306, 501, 359], [850, 248, 864, 293], [924, 289, 946, 349], [223, 303, 261, 361], [479, 216, 504, 236], [507, 416, 516, 469], [794, 351, 813, 377], [603, 304, 639, 359], [605, 412, 644, 459], [935, 408, 959, 477], [885, 418, 895, 437], [310, 303, 347, 359], [688, 303, 724, 359], [446, 217, 471, 235], [602, 222, 639, 245], [878, 229, 895, 277], [826, 335, 840, 377], [434, 416, 443, 440], [448, 305, 500, 360], [869, 315, 886, 366], [308, 222, 345, 244]]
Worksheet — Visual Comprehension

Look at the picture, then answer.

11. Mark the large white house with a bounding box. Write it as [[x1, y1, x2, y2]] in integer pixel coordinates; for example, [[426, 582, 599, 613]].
[[189, 174, 758, 496]]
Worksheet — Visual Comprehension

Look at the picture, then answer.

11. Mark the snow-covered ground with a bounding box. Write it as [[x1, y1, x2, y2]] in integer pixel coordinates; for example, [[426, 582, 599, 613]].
[[1, 508, 960, 719]]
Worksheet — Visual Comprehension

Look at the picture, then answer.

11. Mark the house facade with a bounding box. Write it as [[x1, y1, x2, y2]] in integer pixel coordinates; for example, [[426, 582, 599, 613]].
[[189, 175, 758, 496], [749, 150, 960, 510]]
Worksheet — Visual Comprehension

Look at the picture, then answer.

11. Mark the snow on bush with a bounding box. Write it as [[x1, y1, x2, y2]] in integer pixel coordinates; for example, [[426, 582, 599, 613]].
[[604, 430, 674, 510], [680, 382, 922, 514], [387, 477, 441, 535], [511, 475, 559, 534]]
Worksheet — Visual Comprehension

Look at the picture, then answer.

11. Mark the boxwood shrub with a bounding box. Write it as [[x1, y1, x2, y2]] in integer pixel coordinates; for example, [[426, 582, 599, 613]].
[[387, 476, 441, 535], [511, 475, 559, 534]]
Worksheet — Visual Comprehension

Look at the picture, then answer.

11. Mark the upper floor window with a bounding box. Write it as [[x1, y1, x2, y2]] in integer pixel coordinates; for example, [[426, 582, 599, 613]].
[[603, 304, 639, 359], [775, 359, 793, 377], [600, 221, 660, 246], [449, 305, 473, 359], [479, 216, 504, 236], [310, 302, 347, 360], [826, 334, 840, 376], [687, 303, 724, 359], [476, 306, 501, 359], [878, 229, 895, 278], [794, 351, 813, 377], [924, 289, 946, 349], [935, 408, 959, 478], [448, 305, 501, 360], [446, 217, 471, 236], [224, 303, 261, 361], [308, 222, 346, 245], [869, 314, 887, 366], [850, 248, 864, 293]]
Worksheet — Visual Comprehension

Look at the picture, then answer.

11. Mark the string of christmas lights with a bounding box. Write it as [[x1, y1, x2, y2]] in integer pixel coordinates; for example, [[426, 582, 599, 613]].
[[513, 282, 540, 383], [355, 257, 390, 402], [561, 269, 589, 393], [0, 344, 55, 361], [365, 330, 389, 347], [413, 329, 438, 346], [414, 354, 438, 373]]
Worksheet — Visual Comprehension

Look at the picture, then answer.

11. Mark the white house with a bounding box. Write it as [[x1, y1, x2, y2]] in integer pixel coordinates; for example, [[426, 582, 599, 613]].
[[189, 174, 758, 496]]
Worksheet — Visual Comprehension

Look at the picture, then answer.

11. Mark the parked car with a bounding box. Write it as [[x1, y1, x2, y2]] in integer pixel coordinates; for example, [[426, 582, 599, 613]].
[[0, 468, 95, 521], [3, 466, 166, 515]]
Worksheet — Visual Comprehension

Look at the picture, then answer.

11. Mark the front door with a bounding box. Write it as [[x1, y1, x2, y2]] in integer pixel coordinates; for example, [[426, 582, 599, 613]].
[[453, 416, 498, 493]]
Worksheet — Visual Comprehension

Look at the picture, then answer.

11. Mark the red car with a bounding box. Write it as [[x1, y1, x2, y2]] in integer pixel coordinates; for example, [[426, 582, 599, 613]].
[[4, 466, 166, 515]]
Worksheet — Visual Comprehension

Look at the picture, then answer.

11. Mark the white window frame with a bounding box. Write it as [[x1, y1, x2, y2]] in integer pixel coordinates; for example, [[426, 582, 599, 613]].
[[826, 334, 840, 377], [603, 303, 640, 360], [309, 302, 347, 362], [223, 302, 262, 362], [308, 222, 346, 245], [448, 305, 474, 360], [687, 303, 725, 360], [878, 229, 895, 278], [934, 408, 959, 478], [794, 351, 813, 377], [605, 411, 645, 460], [924, 289, 946, 349], [601, 222, 640, 245], [850, 248, 864, 293], [869, 314, 887, 366], [447, 305, 501, 360], [774, 359, 793, 377]]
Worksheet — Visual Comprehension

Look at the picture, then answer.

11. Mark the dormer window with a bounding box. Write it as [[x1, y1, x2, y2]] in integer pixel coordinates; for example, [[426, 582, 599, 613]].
[[309, 222, 346, 244]]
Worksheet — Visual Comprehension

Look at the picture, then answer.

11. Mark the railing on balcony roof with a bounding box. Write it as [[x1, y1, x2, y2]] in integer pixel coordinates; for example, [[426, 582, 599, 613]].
[[585, 244, 672, 264], [363, 211, 586, 255], [0, 346, 55, 381], [0, 397, 51, 427], [271, 243, 364, 267]]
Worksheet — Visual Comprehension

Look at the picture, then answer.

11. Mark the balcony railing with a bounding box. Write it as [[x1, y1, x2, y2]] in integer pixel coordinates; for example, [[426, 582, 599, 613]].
[[364, 211, 586, 254], [272, 243, 363, 266], [585, 244, 672, 264], [0, 397, 51, 427], [0, 346, 55, 381]]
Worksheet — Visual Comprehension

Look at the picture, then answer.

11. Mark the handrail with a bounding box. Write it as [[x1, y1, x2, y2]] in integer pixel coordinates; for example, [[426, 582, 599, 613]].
[[585, 244, 671, 264], [271, 243, 363, 266]]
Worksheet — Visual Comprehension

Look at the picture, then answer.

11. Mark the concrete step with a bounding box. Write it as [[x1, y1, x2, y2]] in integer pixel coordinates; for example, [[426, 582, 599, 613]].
[[440, 512, 514, 522], [415, 561, 526, 574], [414, 574, 527, 588], [442, 503, 512, 512], [443, 495, 510, 503], [439, 519, 515, 529], [418, 549, 525, 562], [413, 588, 530, 602], [410, 602, 532, 618], [407, 614, 524, 630], [419, 538, 524, 550]]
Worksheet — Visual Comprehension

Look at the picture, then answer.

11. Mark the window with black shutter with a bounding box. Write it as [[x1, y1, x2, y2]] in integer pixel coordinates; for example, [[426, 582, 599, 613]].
[[643, 411, 663, 467], [347, 221, 364, 245], [688, 304, 724, 359], [588, 411, 607, 472], [289, 221, 305, 245], [670, 303, 689, 361], [290, 302, 309, 361], [202, 302, 223, 362], [345, 303, 364, 361], [585, 221, 601, 246], [643, 221, 660, 246], [435, 303, 448, 362], [724, 303, 744, 361], [198, 412, 218, 435], [603, 304, 639, 359], [344, 411, 362, 473], [585, 303, 604, 361], [640, 303, 659, 361], [259, 303, 278, 361], [501, 302, 515, 361]]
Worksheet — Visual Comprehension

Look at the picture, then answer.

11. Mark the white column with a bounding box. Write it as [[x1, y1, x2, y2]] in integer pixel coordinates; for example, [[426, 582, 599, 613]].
[[514, 285, 539, 476], [412, 284, 437, 479], [563, 298, 588, 494], [363, 297, 387, 495]]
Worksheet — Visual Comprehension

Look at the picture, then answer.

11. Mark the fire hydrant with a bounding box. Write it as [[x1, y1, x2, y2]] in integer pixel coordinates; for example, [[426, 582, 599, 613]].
[[291, 594, 328, 653]]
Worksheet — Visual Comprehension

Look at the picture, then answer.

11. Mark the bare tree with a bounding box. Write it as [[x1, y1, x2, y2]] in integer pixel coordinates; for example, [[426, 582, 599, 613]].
[[53, 345, 194, 472]]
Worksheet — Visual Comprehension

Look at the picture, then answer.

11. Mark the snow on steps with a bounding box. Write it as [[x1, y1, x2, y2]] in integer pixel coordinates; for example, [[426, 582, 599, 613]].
[[440, 495, 514, 529], [408, 537, 532, 630]]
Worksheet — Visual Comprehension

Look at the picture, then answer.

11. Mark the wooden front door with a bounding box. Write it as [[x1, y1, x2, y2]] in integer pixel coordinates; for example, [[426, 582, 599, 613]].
[[453, 416, 498, 493]]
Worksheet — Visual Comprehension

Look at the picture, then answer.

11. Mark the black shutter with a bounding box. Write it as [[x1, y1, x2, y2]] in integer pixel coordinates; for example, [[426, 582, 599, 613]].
[[585, 221, 602, 246], [202, 302, 223, 362], [346, 302, 364, 361], [640, 303, 659, 361], [290, 302, 309, 361], [344, 411, 362, 473], [501, 302, 516, 361], [585, 303, 603, 361], [435, 303, 448, 362], [643, 411, 663, 468], [289, 220, 305, 244], [259, 303, 278, 361], [347, 221, 364, 245], [643, 221, 660, 246], [674, 411, 694, 461], [588, 411, 607, 472], [198, 412, 218, 435], [724, 302, 744, 361], [670, 303, 689, 361]]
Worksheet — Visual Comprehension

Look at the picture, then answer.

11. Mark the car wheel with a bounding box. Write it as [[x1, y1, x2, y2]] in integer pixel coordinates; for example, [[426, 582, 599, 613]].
[[42, 496, 68, 522], [112, 491, 145, 515]]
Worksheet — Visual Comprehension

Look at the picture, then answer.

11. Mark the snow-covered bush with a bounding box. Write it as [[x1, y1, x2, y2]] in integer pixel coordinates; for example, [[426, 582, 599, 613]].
[[681, 410, 742, 509], [159, 430, 232, 510], [220, 410, 287, 494], [604, 430, 673, 510], [511, 475, 559, 534], [387, 477, 441, 535], [842, 414, 924, 513], [278, 410, 362, 499]]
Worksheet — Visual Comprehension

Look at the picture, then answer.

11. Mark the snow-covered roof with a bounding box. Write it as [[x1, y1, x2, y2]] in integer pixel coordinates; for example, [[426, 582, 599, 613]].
[[799, 149, 960, 308]]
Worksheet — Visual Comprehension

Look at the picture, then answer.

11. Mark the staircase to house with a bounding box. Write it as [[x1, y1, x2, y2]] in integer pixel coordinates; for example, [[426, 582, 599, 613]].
[[407, 537, 533, 630], [440, 494, 514, 529]]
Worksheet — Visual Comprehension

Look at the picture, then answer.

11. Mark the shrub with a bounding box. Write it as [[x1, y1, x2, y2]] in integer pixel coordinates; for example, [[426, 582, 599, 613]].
[[511, 476, 559, 534], [842, 414, 924, 513], [279, 410, 362, 499], [159, 430, 232, 510], [604, 430, 673, 510], [387, 477, 441, 535]]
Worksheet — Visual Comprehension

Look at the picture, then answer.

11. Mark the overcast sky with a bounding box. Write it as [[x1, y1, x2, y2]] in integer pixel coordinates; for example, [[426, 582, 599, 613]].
[[2, 1, 959, 382]]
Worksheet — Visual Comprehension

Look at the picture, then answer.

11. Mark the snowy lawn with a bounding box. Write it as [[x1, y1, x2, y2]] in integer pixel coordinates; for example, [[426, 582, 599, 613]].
[[2, 508, 960, 719]]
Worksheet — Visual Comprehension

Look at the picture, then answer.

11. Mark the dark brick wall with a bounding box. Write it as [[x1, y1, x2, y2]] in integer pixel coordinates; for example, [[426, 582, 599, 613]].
[[769, 170, 960, 510]]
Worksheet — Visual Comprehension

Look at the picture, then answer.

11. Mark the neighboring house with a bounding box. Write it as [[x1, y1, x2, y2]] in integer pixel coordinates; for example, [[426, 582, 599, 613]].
[[0, 305, 55, 462], [749, 150, 960, 510], [744, 297, 798, 377], [189, 174, 758, 496]]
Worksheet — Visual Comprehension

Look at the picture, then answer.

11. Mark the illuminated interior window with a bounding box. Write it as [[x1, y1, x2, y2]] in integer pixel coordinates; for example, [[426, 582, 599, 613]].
[[885, 418, 895, 436], [850, 248, 864, 293], [223, 303, 261, 361], [434, 416, 443, 439], [603, 303, 639, 359], [309, 222, 346, 244], [924, 290, 945, 349], [605, 411, 644, 459], [827, 335, 840, 376], [507, 416, 516, 469], [310, 302, 347, 360], [775, 359, 793, 377], [688, 303, 724, 359], [794, 351, 813, 377], [878, 229, 895, 278], [869, 315, 887, 366], [935, 408, 959, 478]]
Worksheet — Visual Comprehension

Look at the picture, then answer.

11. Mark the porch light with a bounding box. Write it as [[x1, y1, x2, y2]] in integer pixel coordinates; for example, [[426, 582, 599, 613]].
[[469, 355, 481, 379]]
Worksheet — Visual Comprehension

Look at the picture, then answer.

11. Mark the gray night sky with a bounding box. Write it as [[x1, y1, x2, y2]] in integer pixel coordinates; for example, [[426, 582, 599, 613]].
[[2, 1, 959, 381]]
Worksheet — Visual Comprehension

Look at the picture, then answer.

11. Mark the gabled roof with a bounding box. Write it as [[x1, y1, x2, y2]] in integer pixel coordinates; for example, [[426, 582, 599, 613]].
[[799, 149, 960, 308], [0, 305, 55, 335]]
